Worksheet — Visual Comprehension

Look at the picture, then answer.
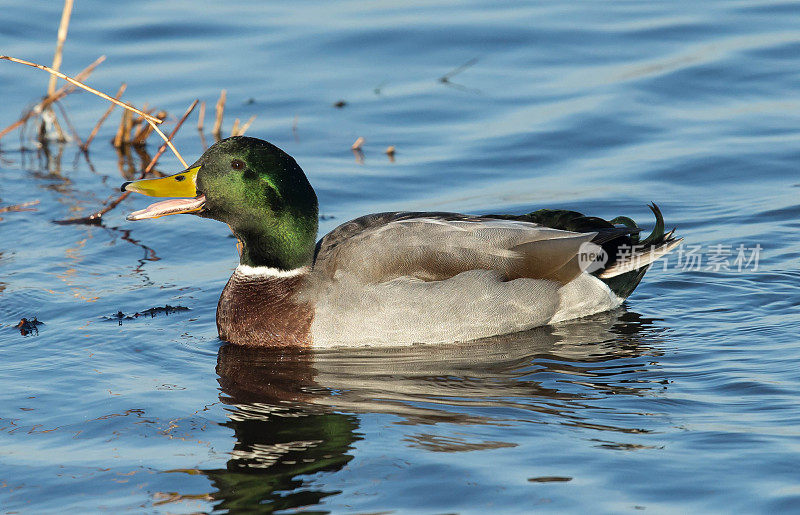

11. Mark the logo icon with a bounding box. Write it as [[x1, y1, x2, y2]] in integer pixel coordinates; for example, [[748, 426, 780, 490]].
[[577, 242, 608, 273]]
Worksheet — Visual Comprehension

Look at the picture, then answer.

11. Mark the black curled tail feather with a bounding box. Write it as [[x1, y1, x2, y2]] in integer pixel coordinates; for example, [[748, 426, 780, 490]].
[[640, 203, 666, 246], [485, 204, 680, 299], [598, 203, 681, 298]]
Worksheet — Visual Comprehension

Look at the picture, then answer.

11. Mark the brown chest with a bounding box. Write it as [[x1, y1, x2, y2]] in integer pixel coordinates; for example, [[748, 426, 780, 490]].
[[216, 271, 314, 347]]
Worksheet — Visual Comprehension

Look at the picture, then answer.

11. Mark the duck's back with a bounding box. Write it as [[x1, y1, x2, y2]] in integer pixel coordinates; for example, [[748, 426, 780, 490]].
[[313, 211, 606, 283]]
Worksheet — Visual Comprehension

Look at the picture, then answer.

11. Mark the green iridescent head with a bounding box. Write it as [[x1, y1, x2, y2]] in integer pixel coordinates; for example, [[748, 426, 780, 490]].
[[123, 136, 319, 270]]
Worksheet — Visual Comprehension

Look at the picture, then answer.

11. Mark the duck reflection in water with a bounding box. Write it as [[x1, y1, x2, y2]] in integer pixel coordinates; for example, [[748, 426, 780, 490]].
[[203, 309, 666, 511]]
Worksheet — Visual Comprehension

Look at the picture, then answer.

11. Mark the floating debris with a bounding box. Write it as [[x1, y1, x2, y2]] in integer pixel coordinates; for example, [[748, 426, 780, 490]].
[[439, 57, 478, 84], [106, 305, 190, 325], [0, 200, 39, 221], [139, 305, 189, 318], [385, 145, 396, 162], [333, 100, 347, 108], [528, 476, 572, 483], [351, 137, 366, 164], [438, 57, 481, 93], [16, 317, 43, 336]]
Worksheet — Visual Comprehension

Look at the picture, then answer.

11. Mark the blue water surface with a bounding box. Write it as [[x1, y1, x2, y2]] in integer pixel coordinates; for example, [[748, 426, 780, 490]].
[[1, 0, 799, 512]]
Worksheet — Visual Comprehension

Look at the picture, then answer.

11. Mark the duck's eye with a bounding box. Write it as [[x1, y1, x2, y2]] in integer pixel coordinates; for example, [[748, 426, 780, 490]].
[[231, 159, 245, 170]]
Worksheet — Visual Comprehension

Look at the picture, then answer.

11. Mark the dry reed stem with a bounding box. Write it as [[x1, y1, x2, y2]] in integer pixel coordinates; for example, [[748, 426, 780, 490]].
[[123, 108, 134, 144], [351, 137, 365, 150], [59, 56, 105, 92], [127, 110, 145, 142], [48, 0, 74, 96], [55, 100, 198, 225], [230, 118, 240, 137], [237, 115, 256, 136], [82, 83, 126, 151], [197, 101, 206, 131], [132, 110, 166, 146], [130, 107, 146, 136], [113, 109, 131, 147], [148, 121, 188, 168], [0, 55, 105, 140], [142, 100, 197, 174], [212, 89, 226, 140], [0, 55, 162, 124]]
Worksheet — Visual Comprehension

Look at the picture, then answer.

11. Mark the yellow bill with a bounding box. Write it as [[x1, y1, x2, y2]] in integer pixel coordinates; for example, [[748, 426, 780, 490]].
[[122, 166, 206, 221]]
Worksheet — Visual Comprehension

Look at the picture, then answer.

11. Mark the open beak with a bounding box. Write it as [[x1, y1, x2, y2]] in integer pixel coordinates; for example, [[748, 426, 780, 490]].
[[121, 166, 205, 221]]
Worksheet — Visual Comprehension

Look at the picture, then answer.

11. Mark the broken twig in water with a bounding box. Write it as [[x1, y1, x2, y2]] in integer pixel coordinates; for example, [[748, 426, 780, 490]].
[[54, 100, 198, 225], [0, 199, 40, 221], [0, 200, 40, 214], [439, 57, 478, 83]]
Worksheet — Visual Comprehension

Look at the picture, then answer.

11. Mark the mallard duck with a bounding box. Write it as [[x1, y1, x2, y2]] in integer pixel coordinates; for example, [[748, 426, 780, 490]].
[[122, 136, 680, 347]]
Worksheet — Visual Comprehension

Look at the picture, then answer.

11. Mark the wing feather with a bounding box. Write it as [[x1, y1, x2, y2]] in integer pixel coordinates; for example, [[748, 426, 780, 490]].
[[313, 212, 595, 283]]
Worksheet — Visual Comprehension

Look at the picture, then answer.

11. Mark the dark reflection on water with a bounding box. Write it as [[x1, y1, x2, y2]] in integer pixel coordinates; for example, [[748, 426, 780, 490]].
[[205, 310, 664, 511], [210, 347, 360, 512]]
